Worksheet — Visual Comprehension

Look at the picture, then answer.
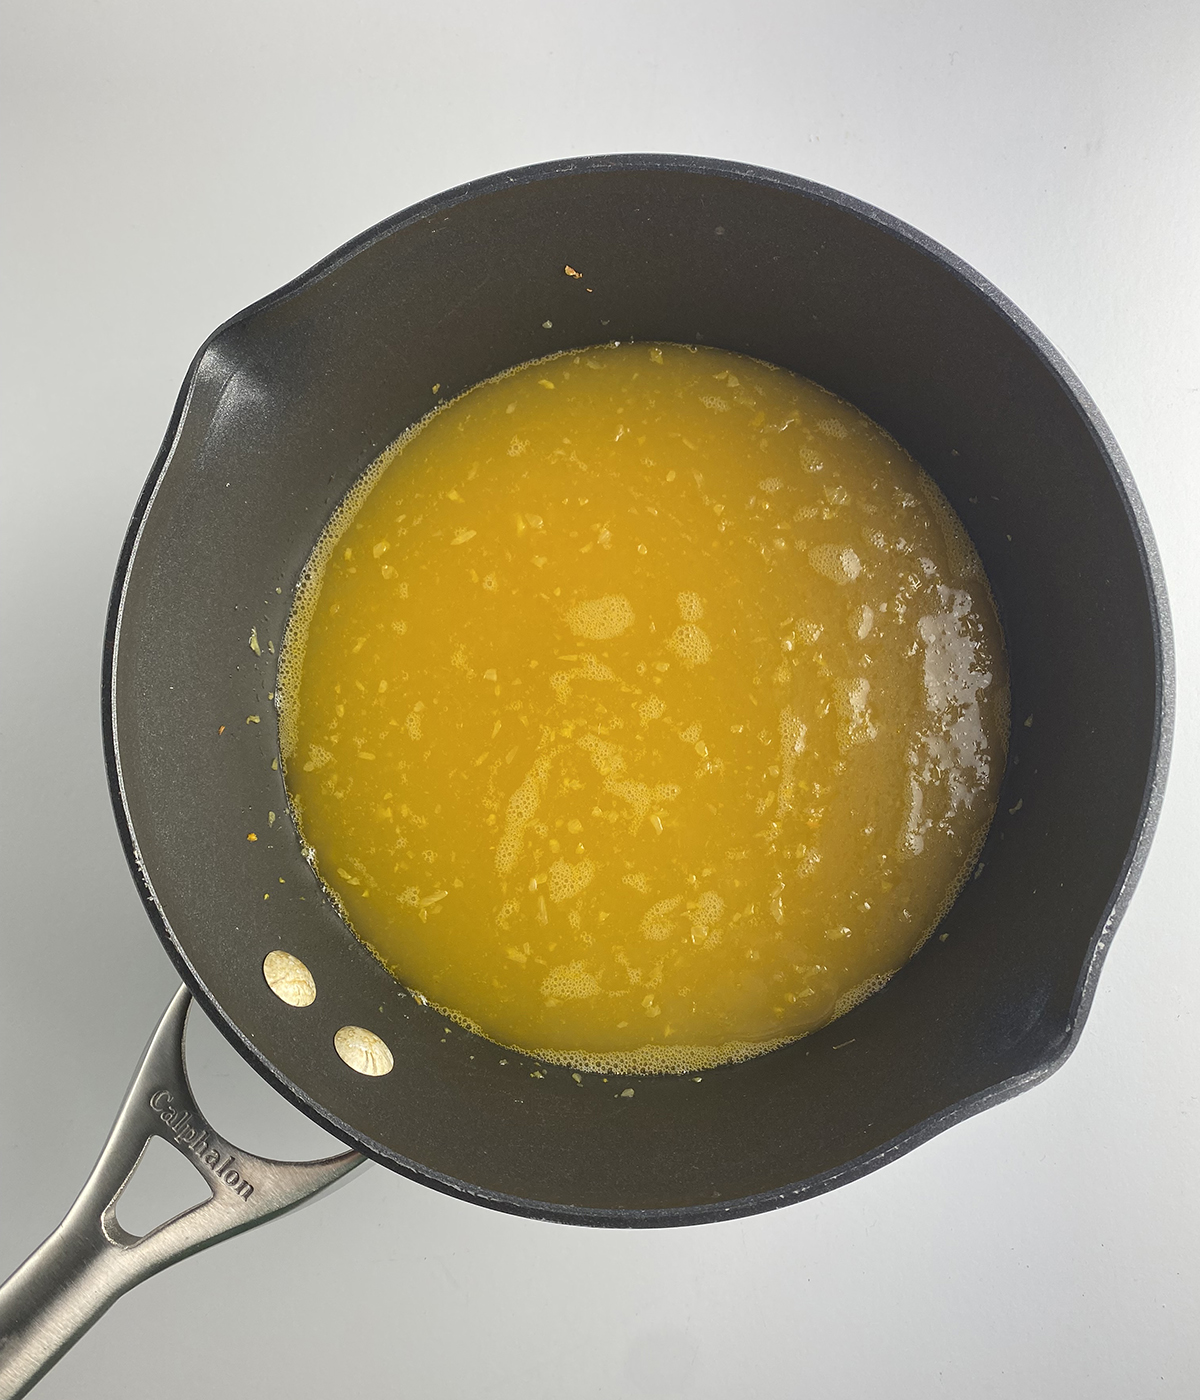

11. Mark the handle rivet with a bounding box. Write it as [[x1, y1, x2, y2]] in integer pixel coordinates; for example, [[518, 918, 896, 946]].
[[334, 1026, 394, 1076], [263, 950, 317, 1007]]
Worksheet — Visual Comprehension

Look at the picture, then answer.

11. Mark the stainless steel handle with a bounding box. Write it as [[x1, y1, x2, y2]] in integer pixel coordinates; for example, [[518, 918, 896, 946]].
[[0, 986, 364, 1398]]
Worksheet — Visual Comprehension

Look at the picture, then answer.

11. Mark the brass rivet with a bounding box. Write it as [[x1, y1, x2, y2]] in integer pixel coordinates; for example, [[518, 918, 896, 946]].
[[334, 1025, 394, 1076], [262, 950, 316, 1007]]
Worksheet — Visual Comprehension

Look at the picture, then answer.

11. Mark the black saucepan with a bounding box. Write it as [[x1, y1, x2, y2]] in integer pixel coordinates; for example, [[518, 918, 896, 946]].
[[0, 153, 1171, 1394]]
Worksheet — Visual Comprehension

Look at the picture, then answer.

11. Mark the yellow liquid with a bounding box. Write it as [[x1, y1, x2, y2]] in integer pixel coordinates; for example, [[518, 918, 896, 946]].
[[280, 343, 1008, 1073]]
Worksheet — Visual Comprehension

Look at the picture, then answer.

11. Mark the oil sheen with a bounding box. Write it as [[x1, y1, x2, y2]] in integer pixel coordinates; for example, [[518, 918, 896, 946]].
[[279, 343, 1008, 1074]]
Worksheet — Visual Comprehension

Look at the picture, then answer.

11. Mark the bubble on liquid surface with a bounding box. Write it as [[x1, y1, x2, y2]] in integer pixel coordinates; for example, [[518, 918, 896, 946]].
[[496, 756, 550, 875], [641, 896, 684, 941], [565, 594, 634, 640], [541, 962, 603, 1000], [808, 544, 862, 584], [835, 676, 877, 750], [638, 694, 665, 724], [666, 623, 712, 667], [852, 604, 874, 640], [548, 857, 596, 903], [676, 591, 704, 623], [817, 417, 849, 440], [694, 890, 725, 926]]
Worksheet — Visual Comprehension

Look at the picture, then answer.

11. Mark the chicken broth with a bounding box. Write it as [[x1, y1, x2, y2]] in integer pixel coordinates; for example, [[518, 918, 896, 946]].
[[279, 342, 1008, 1073]]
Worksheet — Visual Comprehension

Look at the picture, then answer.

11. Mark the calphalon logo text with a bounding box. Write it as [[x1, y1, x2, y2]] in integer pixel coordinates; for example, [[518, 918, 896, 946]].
[[149, 1090, 254, 1200]]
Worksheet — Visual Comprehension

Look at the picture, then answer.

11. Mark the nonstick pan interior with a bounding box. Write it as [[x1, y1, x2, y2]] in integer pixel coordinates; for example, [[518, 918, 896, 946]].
[[104, 155, 1169, 1226]]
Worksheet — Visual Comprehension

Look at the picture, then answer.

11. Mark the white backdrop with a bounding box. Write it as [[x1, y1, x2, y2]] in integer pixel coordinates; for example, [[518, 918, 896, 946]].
[[2, 3, 1198, 1396]]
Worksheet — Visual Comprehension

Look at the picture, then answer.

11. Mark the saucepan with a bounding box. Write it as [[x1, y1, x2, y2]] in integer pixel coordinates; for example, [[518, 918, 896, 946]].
[[0, 154, 1170, 1397]]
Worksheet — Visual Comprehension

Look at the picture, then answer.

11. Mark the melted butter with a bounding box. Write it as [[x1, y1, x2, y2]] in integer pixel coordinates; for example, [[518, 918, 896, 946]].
[[279, 343, 1009, 1073]]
